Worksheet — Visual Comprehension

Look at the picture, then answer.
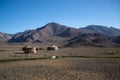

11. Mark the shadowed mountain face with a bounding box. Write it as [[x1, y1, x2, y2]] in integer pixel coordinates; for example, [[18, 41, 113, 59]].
[[9, 22, 79, 43], [66, 33, 114, 47], [0, 32, 12, 41], [79, 25, 120, 36], [113, 36, 120, 44]]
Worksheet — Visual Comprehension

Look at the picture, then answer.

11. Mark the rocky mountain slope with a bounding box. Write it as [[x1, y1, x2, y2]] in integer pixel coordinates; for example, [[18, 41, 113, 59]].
[[0, 32, 12, 41], [65, 33, 114, 47], [9, 22, 79, 43]]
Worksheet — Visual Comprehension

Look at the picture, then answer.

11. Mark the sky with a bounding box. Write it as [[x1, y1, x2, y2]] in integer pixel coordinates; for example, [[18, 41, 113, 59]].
[[0, 0, 120, 34]]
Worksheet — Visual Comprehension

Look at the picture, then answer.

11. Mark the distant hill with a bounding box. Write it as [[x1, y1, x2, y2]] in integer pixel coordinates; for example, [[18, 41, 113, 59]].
[[79, 25, 120, 36], [9, 22, 79, 43], [0, 32, 13, 41]]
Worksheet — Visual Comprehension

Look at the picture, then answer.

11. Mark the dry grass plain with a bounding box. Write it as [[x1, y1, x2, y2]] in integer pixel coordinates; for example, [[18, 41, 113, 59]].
[[0, 42, 120, 80]]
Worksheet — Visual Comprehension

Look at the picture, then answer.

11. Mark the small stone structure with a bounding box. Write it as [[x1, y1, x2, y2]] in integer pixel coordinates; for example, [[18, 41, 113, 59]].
[[22, 45, 37, 54], [47, 45, 58, 51]]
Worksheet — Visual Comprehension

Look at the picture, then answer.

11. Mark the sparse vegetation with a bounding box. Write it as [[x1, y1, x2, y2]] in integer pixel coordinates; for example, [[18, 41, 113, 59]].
[[0, 43, 120, 80]]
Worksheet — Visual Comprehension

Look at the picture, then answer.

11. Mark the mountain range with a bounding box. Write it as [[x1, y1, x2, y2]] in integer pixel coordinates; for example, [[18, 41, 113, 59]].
[[0, 22, 120, 46], [79, 25, 120, 36]]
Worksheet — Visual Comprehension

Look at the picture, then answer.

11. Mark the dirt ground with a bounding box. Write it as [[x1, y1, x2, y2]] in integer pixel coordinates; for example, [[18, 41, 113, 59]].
[[0, 43, 120, 80], [0, 58, 120, 80]]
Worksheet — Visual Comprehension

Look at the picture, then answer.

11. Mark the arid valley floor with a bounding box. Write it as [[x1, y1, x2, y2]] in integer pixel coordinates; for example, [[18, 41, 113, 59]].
[[0, 42, 120, 80]]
